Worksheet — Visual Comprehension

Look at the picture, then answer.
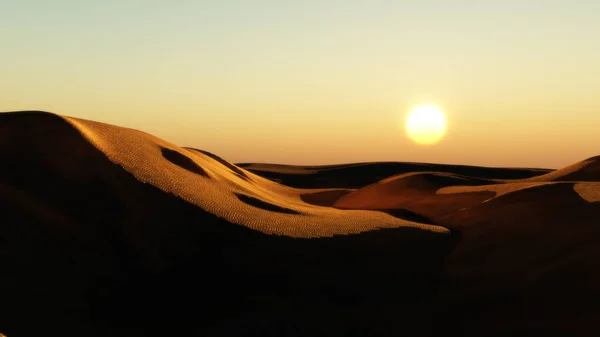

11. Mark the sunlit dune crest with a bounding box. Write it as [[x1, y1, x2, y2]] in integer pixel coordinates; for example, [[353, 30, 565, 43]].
[[63, 114, 448, 237]]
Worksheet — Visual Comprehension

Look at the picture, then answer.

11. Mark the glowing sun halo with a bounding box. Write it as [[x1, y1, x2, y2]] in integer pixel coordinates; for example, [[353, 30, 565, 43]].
[[405, 105, 447, 145]]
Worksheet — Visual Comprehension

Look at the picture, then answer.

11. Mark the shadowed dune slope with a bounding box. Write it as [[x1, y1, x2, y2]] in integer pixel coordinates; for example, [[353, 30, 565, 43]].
[[185, 147, 250, 180], [238, 162, 552, 189], [299, 188, 355, 207], [434, 183, 600, 336], [0, 111, 455, 337]]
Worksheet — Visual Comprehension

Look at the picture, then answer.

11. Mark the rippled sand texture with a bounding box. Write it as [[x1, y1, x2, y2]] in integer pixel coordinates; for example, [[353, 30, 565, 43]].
[[574, 182, 600, 202], [64, 115, 447, 237]]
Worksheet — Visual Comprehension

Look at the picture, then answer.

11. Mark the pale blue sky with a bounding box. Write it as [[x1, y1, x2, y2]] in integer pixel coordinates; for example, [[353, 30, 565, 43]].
[[2, 1, 599, 167]]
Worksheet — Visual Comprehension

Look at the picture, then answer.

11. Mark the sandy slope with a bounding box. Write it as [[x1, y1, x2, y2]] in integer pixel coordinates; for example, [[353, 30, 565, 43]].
[[435, 182, 600, 335], [333, 174, 597, 223], [332, 172, 498, 220], [517, 156, 600, 182], [62, 114, 446, 238], [574, 182, 600, 202]]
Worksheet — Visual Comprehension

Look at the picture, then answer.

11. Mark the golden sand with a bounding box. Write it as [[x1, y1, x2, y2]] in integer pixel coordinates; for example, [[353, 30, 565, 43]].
[[63, 115, 449, 237]]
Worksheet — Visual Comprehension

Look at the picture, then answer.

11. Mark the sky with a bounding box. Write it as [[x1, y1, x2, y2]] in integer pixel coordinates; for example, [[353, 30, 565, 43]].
[[2, 1, 599, 168]]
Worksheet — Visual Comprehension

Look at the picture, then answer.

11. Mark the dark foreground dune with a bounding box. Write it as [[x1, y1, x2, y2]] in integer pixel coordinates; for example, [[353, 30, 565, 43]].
[[0, 110, 599, 337]]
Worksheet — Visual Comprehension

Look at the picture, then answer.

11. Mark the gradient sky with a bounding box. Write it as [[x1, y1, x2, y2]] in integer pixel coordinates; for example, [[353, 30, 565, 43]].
[[2, 1, 599, 168]]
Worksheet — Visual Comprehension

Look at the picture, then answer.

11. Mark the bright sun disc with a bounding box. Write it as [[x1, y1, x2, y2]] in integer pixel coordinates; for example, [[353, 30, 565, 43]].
[[406, 105, 447, 145]]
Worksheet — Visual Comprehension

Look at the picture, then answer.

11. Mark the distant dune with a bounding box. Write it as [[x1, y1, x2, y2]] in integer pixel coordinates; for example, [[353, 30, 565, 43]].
[[0, 110, 598, 337], [238, 161, 552, 189], [332, 172, 498, 220], [518, 155, 600, 182]]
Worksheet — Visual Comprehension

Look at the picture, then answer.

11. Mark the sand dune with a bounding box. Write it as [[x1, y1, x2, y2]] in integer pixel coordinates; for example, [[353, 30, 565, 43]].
[[436, 182, 600, 335], [331, 163, 598, 222], [437, 181, 552, 200], [332, 172, 498, 220], [518, 156, 600, 182], [239, 161, 552, 189], [1, 110, 598, 337], [0, 111, 452, 337], [63, 113, 446, 238]]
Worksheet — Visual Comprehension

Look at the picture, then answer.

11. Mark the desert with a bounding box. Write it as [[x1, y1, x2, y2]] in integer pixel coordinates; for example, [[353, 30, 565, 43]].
[[0, 111, 598, 336]]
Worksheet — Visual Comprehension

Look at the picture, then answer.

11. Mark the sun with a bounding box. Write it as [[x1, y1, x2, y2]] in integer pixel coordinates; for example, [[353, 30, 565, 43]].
[[405, 105, 447, 145]]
